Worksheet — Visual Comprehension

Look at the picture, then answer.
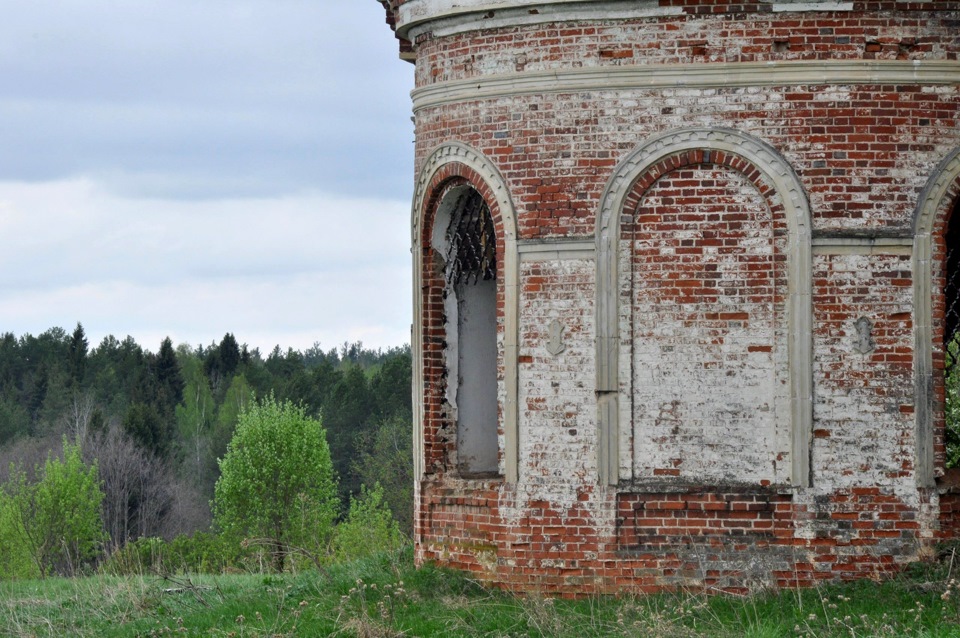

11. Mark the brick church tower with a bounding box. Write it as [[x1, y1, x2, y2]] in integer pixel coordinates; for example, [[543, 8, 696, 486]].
[[377, 1, 960, 593]]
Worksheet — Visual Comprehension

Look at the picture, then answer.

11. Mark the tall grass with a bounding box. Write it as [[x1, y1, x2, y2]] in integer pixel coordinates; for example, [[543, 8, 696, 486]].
[[2, 547, 960, 637]]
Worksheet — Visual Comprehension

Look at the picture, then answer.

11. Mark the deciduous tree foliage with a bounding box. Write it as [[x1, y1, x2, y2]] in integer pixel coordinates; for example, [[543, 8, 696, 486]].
[[0, 486, 38, 579], [5, 440, 105, 577], [946, 333, 960, 467], [0, 328, 414, 564], [213, 397, 338, 571], [354, 413, 414, 535], [333, 482, 404, 562]]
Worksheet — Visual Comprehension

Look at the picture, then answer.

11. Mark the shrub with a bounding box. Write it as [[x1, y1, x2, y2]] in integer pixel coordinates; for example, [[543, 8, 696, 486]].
[[334, 482, 405, 562], [0, 487, 38, 580], [4, 439, 106, 577], [947, 333, 960, 468], [101, 532, 243, 575], [214, 396, 338, 571]]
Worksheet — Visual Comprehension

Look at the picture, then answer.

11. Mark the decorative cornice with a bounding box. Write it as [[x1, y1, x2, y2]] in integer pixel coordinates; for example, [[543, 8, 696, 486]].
[[393, 0, 886, 40], [811, 236, 914, 255], [413, 60, 960, 112], [396, 0, 681, 40], [771, 2, 852, 10], [518, 239, 595, 261]]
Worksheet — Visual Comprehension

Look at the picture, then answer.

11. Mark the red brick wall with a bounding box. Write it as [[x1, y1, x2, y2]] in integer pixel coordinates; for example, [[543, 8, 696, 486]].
[[405, 3, 960, 594]]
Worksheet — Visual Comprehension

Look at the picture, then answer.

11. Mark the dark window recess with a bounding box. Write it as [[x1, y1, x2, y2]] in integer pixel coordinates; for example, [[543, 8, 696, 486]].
[[445, 189, 497, 285], [947, 203, 959, 348]]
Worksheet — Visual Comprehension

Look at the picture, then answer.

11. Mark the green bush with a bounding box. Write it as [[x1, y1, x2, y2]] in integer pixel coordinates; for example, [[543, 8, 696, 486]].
[[3, 439, 106, 577], [333, 482, 405, 562], [0, 487, 39, 580], [100, 536, 166, 575], [214, 396, 338, 572], [102, 532, 245, 575], [166, 531, 241, 573], [947, 333, 960, 468]]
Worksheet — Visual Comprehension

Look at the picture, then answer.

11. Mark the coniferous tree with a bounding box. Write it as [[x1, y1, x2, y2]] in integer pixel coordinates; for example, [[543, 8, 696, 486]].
[[122, 402, 169, 459], [323, 364, 373, 502], [67, 323, 88, 388], [217, 333, 241, 379], [153, 337, 185, 416]]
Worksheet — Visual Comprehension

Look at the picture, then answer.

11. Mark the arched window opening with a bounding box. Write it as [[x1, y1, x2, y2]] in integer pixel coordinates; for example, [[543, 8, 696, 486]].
[[946, 201, 959, 351], [433, 187, 499, 478], [946, 200, 960, 469]]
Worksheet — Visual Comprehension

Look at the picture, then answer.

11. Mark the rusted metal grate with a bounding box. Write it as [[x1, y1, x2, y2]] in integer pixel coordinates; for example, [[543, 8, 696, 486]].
[[947, 209, 959, 348], [445, 189, 496, 286]]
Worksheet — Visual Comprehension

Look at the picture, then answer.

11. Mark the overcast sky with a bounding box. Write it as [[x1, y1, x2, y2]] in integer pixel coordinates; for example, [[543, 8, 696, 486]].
[[0, 1, 415, 355]]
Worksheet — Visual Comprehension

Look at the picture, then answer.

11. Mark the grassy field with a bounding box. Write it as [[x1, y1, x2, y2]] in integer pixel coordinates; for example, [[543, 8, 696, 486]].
[[3, 548, 960, 637]]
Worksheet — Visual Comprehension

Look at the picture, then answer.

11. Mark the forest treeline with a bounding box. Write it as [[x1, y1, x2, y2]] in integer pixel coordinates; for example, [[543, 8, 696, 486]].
[[0, 324, 413, 555]]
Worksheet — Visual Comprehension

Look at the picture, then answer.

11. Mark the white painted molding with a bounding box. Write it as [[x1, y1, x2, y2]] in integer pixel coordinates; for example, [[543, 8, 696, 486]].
[[594, 127, 813, 487], [396, 0, 680, 40], [812, 236, 913, 256], [397, 0, 860, 40], [518, 239, 595, 261], [912, 147, 960, 488], [410, 142, 520, 482], [412, 60, 960, 112], [770, 2, 852, 11]]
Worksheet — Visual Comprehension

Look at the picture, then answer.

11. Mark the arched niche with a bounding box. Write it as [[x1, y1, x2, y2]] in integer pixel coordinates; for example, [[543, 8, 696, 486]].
[[595, 128, 813, 487]]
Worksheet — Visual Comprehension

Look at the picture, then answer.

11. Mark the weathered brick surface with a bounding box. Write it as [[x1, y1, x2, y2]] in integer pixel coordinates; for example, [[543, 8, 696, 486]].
[[414, 13, 959, 86], [518, 258, 597, 487], [387, 1, 960, 594], [624, 164, 791, 484], [413, 83, 959, 237], [812, 253, 916, 487]]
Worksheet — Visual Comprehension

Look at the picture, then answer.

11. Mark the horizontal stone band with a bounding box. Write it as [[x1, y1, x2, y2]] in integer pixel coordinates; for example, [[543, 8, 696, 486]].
[[412, 59, 960, 112]]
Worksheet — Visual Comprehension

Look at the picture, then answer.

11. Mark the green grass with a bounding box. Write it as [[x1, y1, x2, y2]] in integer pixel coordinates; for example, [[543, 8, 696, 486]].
[[3, 548, 960, 637]]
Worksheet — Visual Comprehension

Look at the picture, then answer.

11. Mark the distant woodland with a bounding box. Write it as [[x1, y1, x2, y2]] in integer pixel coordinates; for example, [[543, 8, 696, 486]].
[[0, 324, 413, 550]]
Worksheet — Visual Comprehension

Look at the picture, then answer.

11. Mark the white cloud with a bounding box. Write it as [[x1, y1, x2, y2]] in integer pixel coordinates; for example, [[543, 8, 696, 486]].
[[0, 179, 412, 352], [0, 2, 417, 351]]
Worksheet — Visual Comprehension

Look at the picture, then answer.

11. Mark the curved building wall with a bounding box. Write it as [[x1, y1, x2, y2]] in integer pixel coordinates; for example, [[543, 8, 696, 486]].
[[384, 0, 960, 593]]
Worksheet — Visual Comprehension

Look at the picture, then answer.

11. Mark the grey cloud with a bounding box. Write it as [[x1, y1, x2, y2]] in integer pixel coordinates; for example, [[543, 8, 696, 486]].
[[0, 2, 416, 351], [0, 1, 413, 200]]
